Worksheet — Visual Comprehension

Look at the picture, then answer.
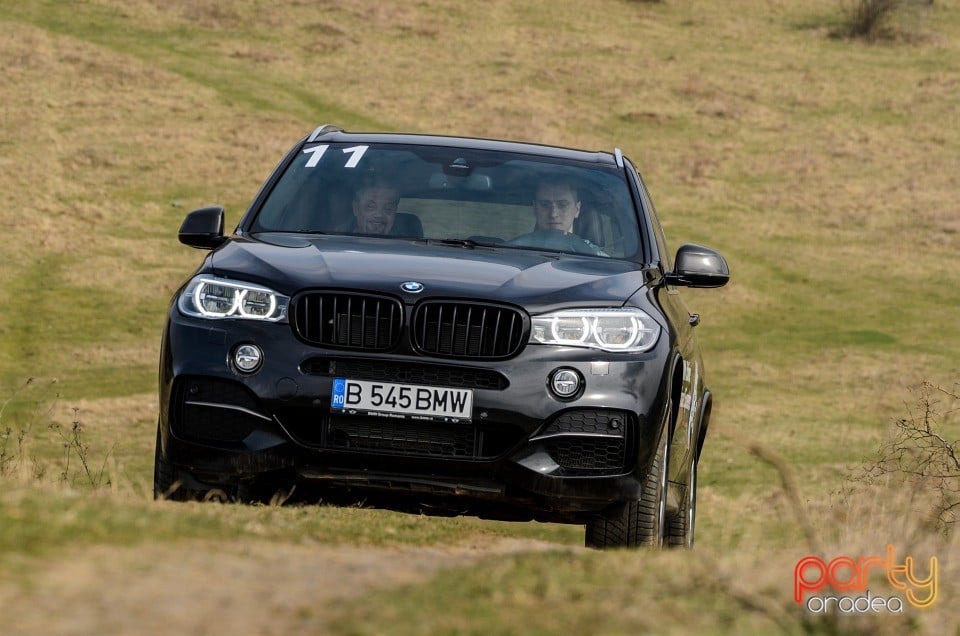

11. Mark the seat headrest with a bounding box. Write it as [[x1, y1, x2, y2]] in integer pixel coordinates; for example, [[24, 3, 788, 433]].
[[574, 208, 603, 246], [393, 212, 423, 238]]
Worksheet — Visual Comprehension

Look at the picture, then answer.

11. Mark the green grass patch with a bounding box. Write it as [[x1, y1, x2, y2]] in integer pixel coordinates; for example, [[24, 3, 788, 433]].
[[0, 484, 582, 574], [2, 1, 385, 129], [323, 546, 927, 635]]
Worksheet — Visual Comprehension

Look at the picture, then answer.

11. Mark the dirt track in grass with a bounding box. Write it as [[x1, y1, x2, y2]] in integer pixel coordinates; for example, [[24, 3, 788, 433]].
[[0, 537, 568, 635]]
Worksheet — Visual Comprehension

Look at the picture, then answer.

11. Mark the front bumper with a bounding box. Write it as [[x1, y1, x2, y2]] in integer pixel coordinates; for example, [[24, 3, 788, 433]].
[[159, 309, 672, 520]]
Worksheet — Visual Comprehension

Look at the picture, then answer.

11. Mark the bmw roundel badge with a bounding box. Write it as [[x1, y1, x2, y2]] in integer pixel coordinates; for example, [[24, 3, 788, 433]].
[[400, 281, 424, 293]]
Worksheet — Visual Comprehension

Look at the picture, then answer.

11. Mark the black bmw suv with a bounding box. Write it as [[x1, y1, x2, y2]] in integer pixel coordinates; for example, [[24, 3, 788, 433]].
[[156, 125, 729, 549]]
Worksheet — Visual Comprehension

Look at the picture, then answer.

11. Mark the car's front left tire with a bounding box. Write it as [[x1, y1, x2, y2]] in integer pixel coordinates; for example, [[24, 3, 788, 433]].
[[668, 452, 697, 548]]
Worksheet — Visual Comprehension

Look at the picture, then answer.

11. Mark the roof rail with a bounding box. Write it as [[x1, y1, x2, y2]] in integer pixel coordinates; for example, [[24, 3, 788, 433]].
[[307, 124, 344, 142], [614, 147, 624, 168]]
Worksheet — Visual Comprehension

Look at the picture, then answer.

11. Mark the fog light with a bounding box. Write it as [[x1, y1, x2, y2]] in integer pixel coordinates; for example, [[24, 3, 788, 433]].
[[550, 368, 582, 399], [233, 344, 263, 373]]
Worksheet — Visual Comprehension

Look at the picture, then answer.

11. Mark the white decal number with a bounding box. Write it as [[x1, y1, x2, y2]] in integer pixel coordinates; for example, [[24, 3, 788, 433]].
[[341, 145, 368, 168], [302, 144, 369, 169], [302, 144, 329, 167]]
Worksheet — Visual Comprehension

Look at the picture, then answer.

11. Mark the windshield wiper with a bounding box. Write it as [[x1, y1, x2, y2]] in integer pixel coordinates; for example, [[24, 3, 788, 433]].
[[428, 238, 492, 249]]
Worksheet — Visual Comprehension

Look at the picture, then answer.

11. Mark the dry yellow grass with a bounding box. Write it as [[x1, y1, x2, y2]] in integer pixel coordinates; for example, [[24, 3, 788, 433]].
[[0, 0, 958, 632]]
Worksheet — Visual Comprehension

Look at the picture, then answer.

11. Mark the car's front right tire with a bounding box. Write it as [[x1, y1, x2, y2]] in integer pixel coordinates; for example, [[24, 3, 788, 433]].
[[585, 427, 668, 549], [153, 424, 197, 502]]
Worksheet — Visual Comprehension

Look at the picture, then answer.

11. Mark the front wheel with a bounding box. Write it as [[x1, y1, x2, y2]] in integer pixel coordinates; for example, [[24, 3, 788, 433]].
[[153, 424, 197, 502], [668, 452, 697, 548], [585, 428, 668, 549]]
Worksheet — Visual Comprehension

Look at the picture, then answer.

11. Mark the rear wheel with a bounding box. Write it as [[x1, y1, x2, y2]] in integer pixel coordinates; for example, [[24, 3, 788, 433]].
[[585, 428, 668, 549]]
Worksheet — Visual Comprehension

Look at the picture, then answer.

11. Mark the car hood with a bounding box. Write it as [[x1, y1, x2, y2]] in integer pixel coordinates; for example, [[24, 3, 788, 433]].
[[209, 234, 648, 313]]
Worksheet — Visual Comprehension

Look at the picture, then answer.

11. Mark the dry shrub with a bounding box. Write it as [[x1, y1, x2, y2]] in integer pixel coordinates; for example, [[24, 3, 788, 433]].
[[0, 379, 113, 488], [861, 381, 959, 533], [845, 0, 902, 40], [840, 0, 936, 42]]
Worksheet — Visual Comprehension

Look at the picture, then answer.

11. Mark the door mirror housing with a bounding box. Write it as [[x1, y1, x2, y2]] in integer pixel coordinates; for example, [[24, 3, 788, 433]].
[[665, 243, 729, 288], [179, 206, 227, 249]]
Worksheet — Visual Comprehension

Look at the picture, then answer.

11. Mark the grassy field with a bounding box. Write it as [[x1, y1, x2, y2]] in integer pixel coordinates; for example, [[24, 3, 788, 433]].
[[0, 0, 958, 633]]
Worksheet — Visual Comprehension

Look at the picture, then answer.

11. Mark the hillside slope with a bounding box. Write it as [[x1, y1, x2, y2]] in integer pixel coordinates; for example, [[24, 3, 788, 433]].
[[0, 1, 957, 633]]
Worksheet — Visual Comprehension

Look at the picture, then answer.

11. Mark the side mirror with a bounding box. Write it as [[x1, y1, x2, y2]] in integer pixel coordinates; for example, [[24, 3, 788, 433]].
[[179, 206, 227, 249], [665, 243, 729, 288]]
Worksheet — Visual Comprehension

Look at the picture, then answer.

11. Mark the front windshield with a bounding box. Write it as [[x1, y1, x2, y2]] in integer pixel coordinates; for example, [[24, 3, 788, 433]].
[[250, 143, 641, 260]]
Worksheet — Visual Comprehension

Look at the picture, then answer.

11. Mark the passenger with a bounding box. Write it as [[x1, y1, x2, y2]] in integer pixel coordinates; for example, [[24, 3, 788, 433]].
[[345, 178, 400, 234]]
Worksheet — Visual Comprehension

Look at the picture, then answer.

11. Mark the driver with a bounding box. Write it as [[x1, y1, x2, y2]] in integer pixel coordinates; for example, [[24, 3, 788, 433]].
[[533, 177, 581, 233], [509, 177, 606, 255]]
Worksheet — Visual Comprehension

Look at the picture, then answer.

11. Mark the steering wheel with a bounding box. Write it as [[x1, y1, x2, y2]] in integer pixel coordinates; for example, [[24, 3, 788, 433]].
[[508, 230, 606, 256]]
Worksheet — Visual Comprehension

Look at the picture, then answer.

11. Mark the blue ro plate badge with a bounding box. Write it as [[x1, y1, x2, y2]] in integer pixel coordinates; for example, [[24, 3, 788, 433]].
[[331, 377, 473, 422]]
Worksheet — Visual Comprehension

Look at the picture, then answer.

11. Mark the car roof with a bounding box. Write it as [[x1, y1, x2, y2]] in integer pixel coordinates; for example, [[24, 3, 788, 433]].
[[304, 125, 621, 167]]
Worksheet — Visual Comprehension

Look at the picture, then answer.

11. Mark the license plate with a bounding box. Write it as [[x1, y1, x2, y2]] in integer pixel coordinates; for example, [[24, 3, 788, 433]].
[[331, 378, 473, 421]]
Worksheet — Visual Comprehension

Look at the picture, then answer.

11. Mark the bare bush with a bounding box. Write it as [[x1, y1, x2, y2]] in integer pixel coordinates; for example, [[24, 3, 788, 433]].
[[1, 378, 47, 480], [845, 0, 902, 40], [863, 381, 960, 533], [840, 0, 937, 41], [48, 407, 114, 488], [0, 379, 113, 488]]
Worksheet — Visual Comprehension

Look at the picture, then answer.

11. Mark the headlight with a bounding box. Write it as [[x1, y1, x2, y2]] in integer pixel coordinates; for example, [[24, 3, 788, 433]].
[[178, 275, 289, 322], [529, 308, 660, 352]]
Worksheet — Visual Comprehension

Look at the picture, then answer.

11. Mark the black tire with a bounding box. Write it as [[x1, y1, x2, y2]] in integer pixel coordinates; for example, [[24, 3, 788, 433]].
[[585, 427, 668, 549], [668, 452, 697, 548], [153, 425, 196, 502]]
